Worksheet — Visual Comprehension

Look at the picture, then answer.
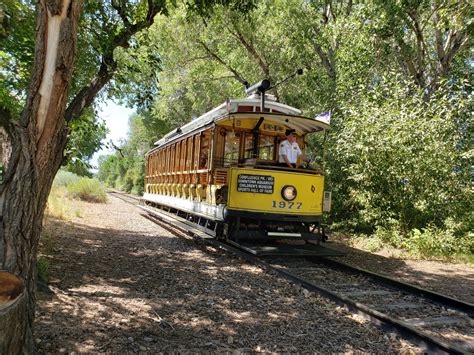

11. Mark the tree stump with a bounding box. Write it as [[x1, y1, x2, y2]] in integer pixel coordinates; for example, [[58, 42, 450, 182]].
[[0, 271, 31, 353]]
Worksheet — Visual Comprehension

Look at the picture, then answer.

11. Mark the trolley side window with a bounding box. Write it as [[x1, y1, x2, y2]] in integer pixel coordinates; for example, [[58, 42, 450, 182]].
[[180, 139, 186, 172], [224, 131, 240, 166], [186, 136, 193, 172], [199, 132, 210, 169], [193, 134, 200, 170], [165, 146, 170, 173], [174, 142, 180, 172]]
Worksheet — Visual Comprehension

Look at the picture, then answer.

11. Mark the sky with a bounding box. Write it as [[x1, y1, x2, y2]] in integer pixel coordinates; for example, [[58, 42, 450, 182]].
[[90, 100, 135, 171]]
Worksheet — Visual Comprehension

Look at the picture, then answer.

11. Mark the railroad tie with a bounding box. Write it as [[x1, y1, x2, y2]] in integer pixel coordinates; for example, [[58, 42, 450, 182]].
[[340, 290, 393, 297], [403, 316, 462, 327], [378, 302, 424, 310]]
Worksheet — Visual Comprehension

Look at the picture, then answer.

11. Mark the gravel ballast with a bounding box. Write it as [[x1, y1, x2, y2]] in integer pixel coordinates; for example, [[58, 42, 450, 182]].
[[35, 195, 470, 353]]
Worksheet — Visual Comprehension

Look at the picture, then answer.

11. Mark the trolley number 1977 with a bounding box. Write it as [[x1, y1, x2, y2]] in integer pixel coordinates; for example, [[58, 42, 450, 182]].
[[272, 201, 302, 209]]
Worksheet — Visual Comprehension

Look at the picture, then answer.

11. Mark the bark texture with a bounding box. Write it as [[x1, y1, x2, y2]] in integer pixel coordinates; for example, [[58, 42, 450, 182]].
[[0, 0, 83, 352]]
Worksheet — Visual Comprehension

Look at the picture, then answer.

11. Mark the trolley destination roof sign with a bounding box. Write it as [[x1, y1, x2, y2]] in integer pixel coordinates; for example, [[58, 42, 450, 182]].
[[237, 174, 274, 194]]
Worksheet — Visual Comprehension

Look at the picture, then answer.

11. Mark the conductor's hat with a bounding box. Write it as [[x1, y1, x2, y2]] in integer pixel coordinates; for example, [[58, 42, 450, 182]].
[[285, 129, 296, 136]]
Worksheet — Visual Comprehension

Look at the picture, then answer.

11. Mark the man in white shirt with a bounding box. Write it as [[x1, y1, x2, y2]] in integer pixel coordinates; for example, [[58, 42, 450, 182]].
[[279, 129, 307, 168]]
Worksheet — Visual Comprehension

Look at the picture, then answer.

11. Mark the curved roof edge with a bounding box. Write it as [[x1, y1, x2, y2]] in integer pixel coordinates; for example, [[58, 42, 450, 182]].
[[153, 96, 324, 148]]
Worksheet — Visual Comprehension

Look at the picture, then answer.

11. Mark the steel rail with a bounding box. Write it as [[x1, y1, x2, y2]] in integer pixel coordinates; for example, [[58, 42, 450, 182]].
[[109, 193, 469, 354], [315, 257, 474, 318], [107, 190, 141, 202]]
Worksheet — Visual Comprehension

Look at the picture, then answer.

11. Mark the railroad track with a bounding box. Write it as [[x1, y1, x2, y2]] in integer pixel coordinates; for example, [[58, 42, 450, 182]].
[[267, 258, 473, 354], [107, 190, 142, 203], [108, 191, 474, 354]]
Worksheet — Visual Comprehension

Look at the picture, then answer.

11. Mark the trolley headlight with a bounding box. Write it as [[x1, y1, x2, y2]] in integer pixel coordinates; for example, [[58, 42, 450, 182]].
[[281, 185, 297, 201]]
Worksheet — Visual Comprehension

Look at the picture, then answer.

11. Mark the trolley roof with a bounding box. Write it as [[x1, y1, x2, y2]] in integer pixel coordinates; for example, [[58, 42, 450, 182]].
[[152, 95, 330, 149]]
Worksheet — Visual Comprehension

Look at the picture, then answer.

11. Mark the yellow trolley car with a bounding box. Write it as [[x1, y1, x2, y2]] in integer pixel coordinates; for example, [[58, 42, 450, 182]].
[[143, 80, 331, 245]]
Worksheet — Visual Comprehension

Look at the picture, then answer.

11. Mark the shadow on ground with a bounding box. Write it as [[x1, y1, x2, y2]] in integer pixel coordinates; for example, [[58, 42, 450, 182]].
[[325, 238, 474, 303], [34, 217, 442, 353]]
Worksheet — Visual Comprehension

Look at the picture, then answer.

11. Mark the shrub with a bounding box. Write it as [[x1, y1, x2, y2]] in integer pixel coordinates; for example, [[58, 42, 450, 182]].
[[37, 257, 49, 283], [66, 177, 107, 203], [46, 186, 69, 220], [405, 227, 473, 258], [38, 229, 60, 283], [52, 169, 80, 187], [368, 221, 473, 258], [327, 78, 472, 259], [122, 170, 134, 193]]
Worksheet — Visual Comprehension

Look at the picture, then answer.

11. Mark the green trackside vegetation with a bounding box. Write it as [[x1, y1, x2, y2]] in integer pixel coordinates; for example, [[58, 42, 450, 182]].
[[49, 170, 107, 213], [89, 0, 471, 260], [66, 178, 107, 204], [41, 170, 107, 283]]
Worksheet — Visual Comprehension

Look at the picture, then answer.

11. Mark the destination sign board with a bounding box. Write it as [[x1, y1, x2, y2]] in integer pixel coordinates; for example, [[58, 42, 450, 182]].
[[237, 174, 274, 194]]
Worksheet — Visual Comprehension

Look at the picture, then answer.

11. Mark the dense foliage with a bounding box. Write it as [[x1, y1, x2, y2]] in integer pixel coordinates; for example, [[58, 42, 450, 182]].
[[97, 0, 473, 256], [0, 1, 107, 176], [97, 114, 153, 194], [331, 78, 472, 256]]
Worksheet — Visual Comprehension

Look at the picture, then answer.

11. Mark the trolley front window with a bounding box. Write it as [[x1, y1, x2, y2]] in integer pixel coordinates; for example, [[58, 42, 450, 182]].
[[244, 133, 276, 161], [258, 135, 275, 160]]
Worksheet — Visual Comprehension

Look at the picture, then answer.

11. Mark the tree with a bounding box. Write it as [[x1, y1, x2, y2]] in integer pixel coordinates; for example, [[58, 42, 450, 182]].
[[370, 0, 471, 97], [142, 0, 372, 129], [97, 114, 154, 194], [108, 0, 472, 245], [0, 1, 83, 352], [64, 107, 108, 176], [0, 1, 107, 177], [0, 0, 255, 352], [0, 1, 35, 120]]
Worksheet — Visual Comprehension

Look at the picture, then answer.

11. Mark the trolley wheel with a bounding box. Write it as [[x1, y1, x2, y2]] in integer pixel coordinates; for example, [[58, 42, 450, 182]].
[[215, 223, 225, 240], [322, 226, 328, 241]]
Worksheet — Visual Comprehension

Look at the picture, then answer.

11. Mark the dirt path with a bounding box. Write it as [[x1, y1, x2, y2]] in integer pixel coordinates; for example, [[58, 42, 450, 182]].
[[35, 195, 471, 353]]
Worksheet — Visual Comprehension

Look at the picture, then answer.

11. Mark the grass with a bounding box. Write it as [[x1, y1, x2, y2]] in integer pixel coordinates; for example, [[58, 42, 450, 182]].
[[453, 252, 474, 265], [41, 170, 108, 282], [37, 229, 59, 283], [66, 178, 107, 203], [37, 256, 49, 283], [53, 169, 81, 187], [343, 230, 474, 265], [47, 171, 108, 220], [46, 185, 70, 220]]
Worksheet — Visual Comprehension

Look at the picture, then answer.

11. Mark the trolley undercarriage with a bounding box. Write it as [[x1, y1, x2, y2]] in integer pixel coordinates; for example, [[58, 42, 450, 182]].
[[142, 199, 327, 244]]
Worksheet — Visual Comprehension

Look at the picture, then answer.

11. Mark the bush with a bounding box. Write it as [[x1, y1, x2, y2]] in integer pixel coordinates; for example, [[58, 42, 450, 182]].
[[46, 186, 69, 219], [368, 221, 473, 258], [66, 178, 107, 203], [328, 78, 472, 253], [52, 169, 80, 187], [405, 227, 473, 258], [122, 170, 134, 193], [37, 257, 49, 283]]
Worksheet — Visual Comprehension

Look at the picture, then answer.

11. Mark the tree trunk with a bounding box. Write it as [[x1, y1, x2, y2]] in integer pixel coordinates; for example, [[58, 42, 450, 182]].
[[0, 0, 83, 352]]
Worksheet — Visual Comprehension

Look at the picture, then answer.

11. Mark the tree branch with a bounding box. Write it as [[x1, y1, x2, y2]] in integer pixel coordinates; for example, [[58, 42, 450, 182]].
[[0, 107, 13, 131], [227, 24, 270, 77], [430, 1, 470, 91], [395, 38, 425, 89], [111, 0, 131, 27], [109, 141, 124, 158], [65, 1, 164, 122], [197, 39, 248, 86], [407, 10, 426, 77], [311, 40, 336, 81]]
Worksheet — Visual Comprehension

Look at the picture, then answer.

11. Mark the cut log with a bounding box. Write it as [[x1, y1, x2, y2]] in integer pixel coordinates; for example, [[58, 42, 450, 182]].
[[0, 271, 24, 311]]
